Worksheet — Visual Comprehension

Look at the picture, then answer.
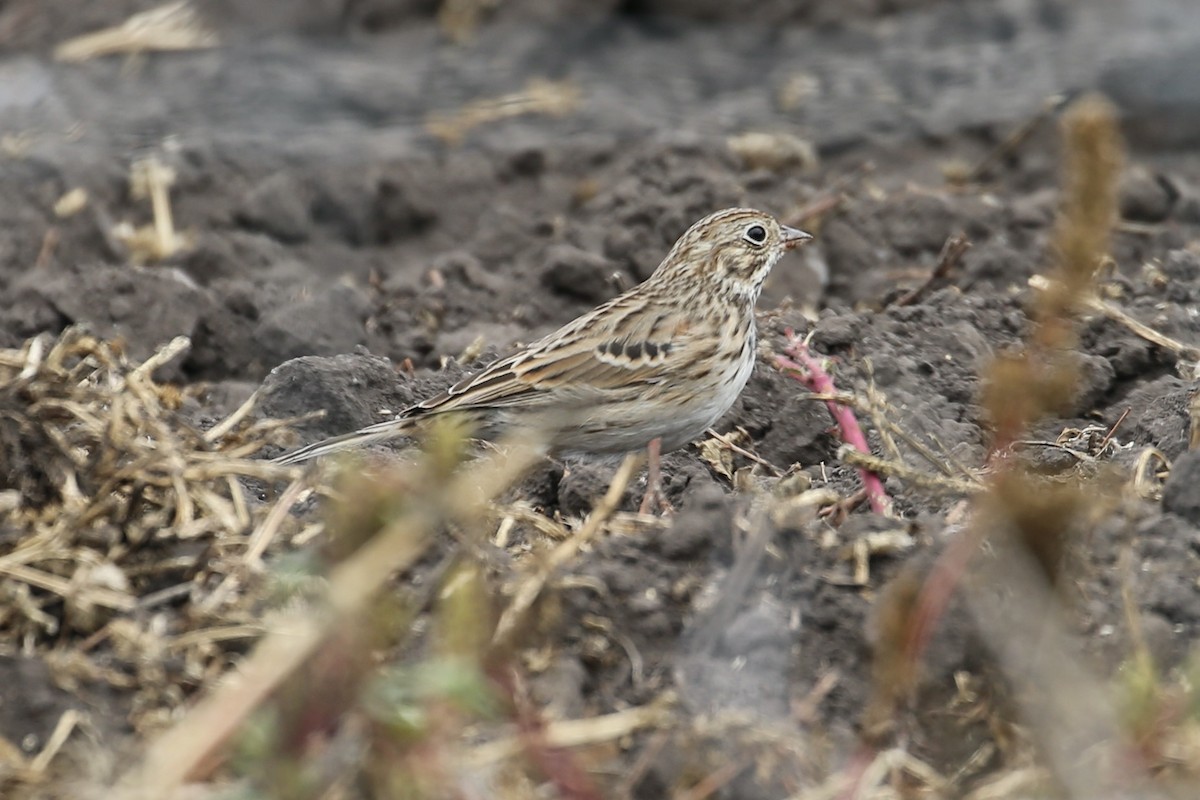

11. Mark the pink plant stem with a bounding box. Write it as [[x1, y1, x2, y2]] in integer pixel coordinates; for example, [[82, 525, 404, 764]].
[[776, 332, 892, 516]]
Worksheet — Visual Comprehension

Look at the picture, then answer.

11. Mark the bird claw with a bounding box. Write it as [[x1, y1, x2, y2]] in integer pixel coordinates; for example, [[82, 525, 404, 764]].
[[638, 483, 674, 516], [638, 436, 674, 515]]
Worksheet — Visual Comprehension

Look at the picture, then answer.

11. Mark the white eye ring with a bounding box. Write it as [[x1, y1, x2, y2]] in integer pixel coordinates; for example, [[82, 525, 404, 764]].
[[743, 224, 767, 246]]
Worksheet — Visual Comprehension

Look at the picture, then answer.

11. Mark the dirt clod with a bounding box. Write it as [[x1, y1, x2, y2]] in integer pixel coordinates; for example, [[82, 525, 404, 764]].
[[1163, 450, 1200, 524]]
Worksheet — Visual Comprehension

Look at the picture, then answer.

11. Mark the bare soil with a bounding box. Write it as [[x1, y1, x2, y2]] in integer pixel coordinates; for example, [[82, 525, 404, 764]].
[[3, 0, 1200, 797]]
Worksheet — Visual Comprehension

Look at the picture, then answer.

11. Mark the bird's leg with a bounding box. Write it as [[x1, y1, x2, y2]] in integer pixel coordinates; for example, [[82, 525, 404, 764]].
[[639, 437, 672, 515]]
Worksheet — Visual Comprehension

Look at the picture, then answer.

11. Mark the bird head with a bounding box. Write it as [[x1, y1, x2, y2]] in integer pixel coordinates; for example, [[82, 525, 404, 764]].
[[653, 207, 813, 304]]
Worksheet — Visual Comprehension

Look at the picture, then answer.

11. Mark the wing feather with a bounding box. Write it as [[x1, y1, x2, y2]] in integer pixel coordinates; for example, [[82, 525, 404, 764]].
[[404, 299, 705, 418]]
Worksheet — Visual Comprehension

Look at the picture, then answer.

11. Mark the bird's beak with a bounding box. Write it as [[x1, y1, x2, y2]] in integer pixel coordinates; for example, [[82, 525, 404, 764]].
[[781, 225, 814, 250]]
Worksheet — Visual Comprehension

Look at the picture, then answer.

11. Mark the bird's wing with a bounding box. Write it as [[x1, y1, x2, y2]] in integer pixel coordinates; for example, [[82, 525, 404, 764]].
[[410, 297, 711, 416], [272, 296, 714, 465]]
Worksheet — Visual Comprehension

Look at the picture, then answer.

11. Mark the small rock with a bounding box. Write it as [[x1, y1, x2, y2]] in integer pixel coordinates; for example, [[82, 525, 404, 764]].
[[1163, 450, 1200, 525], [433, 250, 496, 292], [1067, 351, 1116, 413], [1120, 375, 1192, 459], [258, 352, 403, 442], [557, 457, 637, 518], [1119, 167, 1175, 223], [309, 172, 374, 246], [236, 172, 311, 244], [506, 146, 546, 178], [254, 283, 371, 366], [659, 483, 731, 560], [963, 241, 1031, 287], [1027, 442, 1085, 475], [810, 312, 867, 350], [882, 192, 956, 255], [1174, 181, 1200, 224], [1161, 249, 1200, 283], [373, 173, 437, 243], [8, 264, 209, 380]]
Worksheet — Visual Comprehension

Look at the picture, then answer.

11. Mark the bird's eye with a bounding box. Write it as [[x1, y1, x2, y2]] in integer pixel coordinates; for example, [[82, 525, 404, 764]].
[[743, 224, 767, 246]]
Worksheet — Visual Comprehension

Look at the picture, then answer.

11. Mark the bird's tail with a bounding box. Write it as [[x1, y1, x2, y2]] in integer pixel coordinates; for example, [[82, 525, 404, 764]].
[[272, 417, 418, 465]]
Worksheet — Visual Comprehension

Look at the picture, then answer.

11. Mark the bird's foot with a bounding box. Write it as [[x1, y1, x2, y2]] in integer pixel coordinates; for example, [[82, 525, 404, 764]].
[[637, 437, 675, 515]]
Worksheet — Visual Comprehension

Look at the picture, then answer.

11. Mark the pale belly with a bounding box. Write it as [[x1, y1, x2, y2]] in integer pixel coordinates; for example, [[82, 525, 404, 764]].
[[549, 341, 757, 455]]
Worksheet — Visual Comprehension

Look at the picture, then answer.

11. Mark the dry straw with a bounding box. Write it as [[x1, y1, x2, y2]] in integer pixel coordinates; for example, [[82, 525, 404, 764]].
[[0, 327, 301, 792]]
